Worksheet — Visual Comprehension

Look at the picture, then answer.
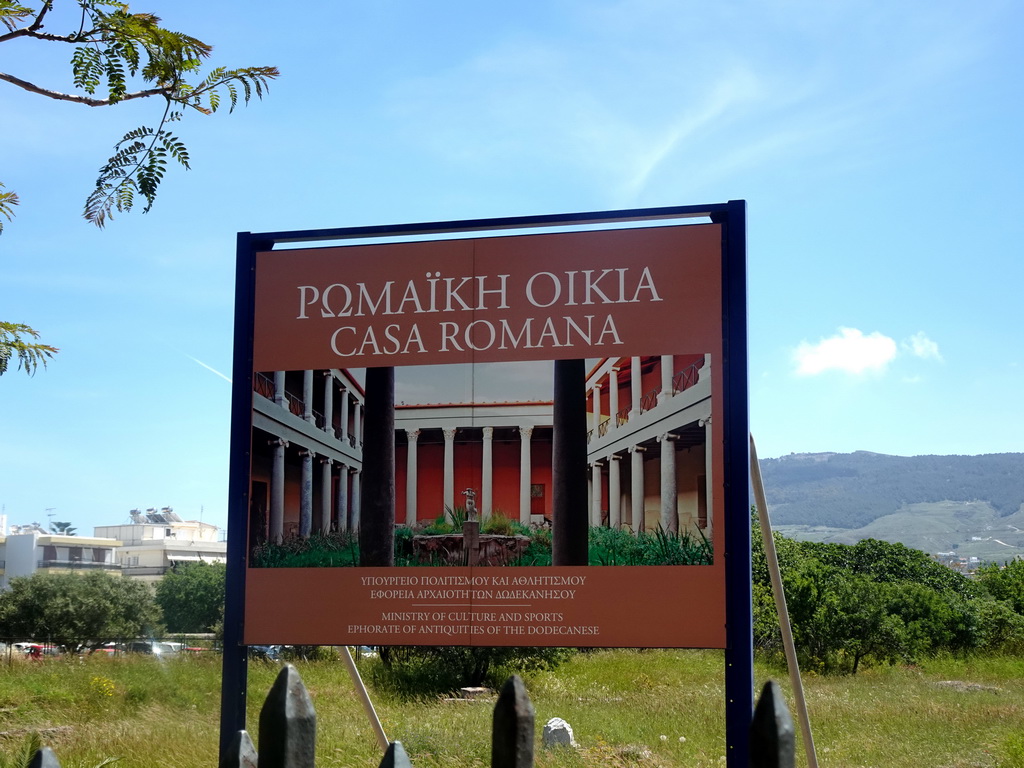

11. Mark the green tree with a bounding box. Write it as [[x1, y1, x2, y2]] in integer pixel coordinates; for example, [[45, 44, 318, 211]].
[[0, 0, 279, 374], [752, 519, 980, 674], [154, 561, 224, 633], [0, 571, 161, 651], [823, 538, 977, 599], [973, 598, 1024, 654], [977, 559, 1024, 615]]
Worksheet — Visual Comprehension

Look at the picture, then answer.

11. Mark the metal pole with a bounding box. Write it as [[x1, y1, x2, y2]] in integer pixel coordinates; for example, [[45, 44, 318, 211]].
[[219, 231, 258, 760], [716, 199, 753, 768]]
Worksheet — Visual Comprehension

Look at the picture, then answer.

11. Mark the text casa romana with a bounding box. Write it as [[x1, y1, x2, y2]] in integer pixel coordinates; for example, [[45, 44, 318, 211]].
[[294, 266, 664, 359]]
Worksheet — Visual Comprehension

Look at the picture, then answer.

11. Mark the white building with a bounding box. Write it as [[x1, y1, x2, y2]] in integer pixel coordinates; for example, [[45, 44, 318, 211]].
[[94, 508, 226, 583], [0, 530, 121, 589]]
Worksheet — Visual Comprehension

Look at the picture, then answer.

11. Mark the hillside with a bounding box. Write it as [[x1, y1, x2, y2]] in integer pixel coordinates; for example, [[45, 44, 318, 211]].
[[759, 451, 1024, 560]]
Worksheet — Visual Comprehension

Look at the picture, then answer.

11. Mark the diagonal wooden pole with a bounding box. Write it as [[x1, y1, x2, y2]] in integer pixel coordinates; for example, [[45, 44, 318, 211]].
[[341, 645, 390, 751], [749, 434, 819, 768]]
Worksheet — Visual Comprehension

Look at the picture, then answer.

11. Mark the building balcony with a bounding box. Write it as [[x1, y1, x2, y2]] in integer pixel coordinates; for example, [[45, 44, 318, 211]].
[[37, 559, 120, 571], [586, 359, 712, 460], [120, 565, 170, 577]]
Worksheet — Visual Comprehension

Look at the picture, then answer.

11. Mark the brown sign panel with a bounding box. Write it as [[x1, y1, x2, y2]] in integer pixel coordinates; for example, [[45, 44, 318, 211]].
[[254, 225, 722, 369], [245, 566, 724, 647], [245, 222, 727, 648]]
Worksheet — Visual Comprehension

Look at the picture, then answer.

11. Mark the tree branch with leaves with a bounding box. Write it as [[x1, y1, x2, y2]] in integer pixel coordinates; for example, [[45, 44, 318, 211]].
[[0, 322, 59, 375], [1, 0, 279, 227], [0, 0, 278, 375]]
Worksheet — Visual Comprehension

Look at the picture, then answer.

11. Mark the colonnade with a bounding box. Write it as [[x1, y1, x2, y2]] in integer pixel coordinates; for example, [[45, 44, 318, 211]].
[[587, 418, 712, 533], [255, 354, 711, 543], [261, 369, 365, 542], [402, 425, 538, 526], [586, 355, 712, 534]]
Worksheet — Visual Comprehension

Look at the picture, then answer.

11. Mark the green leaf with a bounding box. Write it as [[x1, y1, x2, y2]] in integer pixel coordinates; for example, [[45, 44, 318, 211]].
[[0, 1, 34, 32], [0, 321, 58, 376], [0, 181, 19, 234]]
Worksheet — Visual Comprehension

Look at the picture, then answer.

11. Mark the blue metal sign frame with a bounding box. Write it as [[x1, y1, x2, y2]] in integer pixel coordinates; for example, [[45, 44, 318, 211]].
[[222, 200, 751, 764]]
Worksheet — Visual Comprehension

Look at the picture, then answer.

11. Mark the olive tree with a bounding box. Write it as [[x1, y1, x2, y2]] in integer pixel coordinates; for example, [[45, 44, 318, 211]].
[[154, 561, 224, 633], [0, 571, 162, 651]]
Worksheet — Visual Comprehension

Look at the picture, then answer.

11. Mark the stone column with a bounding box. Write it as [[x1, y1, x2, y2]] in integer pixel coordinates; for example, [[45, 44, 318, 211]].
[[587, 472, 593, 518], [339, 387, 350, 446], [481, 427, 494, 520], [353, 401, 363, 448], [406, 429, 420, 527], [608, 453, 622, 528], [335, 459, 349, 531], [590, 461, 602, 527], [270, 438, 287, 542], [659, 355, 674, 404], [630, 356, 642, 419], [322, 372, 335, 437], [273, 372, 286, 408], [349, 467, 361, 530], [518, 425, 533, 524], [319, 457, 332, 533], [303, 370, 315, 424], [591, 382, 602, 432], [660, 433, 678, 533], [702, 416, 713, 532], [630, 445, 646, 533], [299, 449, 314, 536], [442, 427, 457, 515], [609, 367, 620, 431]]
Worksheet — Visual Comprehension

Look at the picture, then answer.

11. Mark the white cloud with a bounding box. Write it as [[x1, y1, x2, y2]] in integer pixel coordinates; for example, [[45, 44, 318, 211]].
[[793, 327, 898, 376], [903, 331, 943, 362]]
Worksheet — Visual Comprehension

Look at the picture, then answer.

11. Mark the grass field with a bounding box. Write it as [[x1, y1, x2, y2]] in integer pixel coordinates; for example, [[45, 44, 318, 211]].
[[1, 649, 1023, 768]]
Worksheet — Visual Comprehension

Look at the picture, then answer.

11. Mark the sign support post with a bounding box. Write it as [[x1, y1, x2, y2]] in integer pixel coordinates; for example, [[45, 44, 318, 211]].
[[715, 200, 753, 766], [220, 232, 259, 759]]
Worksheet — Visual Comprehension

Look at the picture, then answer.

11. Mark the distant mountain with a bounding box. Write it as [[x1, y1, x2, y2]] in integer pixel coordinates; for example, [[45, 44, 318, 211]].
[[760, 451, 1024, 527]]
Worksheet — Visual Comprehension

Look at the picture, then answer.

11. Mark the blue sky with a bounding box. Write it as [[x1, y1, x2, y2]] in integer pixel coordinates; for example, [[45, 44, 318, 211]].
[[2, 0, 1021, 536]]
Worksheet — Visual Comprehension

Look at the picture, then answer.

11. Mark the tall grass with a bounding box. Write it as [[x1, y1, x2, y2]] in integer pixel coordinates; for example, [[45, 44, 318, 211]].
[[587, 526, 713, 566], [254, 524, 712, 568], [2, 650, 1023, 767]]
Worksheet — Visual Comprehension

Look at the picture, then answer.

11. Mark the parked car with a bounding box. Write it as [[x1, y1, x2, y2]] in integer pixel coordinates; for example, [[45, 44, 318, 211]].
[[124, 640, 178, 656], [9, 642, 60, 658], [249, 645, 282, 661]]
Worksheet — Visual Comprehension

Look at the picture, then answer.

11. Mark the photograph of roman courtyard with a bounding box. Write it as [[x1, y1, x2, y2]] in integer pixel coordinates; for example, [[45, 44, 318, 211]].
[[247, 353, 715, 568]]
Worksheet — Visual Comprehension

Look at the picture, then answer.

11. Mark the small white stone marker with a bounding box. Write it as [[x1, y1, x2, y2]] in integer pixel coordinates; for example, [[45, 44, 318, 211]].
[[542, 717, 577, 748]]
